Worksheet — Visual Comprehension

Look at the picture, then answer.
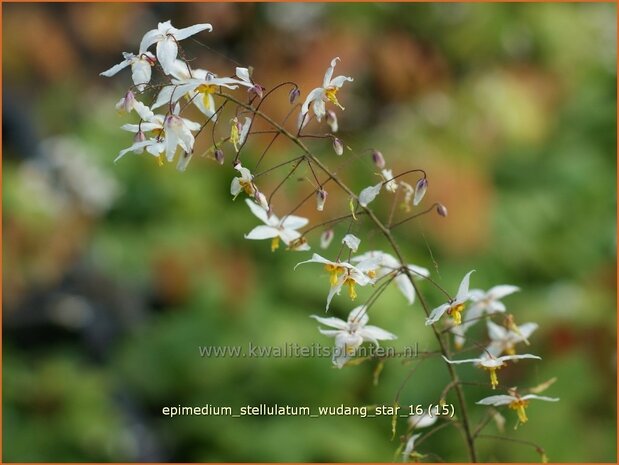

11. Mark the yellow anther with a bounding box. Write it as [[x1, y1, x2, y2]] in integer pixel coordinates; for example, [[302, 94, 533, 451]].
[[448, 303, 465, 325], [346, 279, 357, 300], [271, 236, 280, 252], [505, 346, 516, 356], [487, 367, 499, 390], [230, 120, 240, 151], [324, 264, 343, 286], [367, 269, 377, 279], [325, 88, 344, 110], [509, 400, 530, 424]]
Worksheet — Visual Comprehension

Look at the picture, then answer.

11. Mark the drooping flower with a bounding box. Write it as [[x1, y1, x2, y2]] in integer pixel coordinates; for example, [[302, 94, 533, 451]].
[[230, 117, 252, 152], [402, 433, 422, 462], [486, 320, 538, 357], [382, 169, 398, 193], [139, 20, 213, 74], [351, 251, 429, 305], [299, 57, 353, 127], [425, 271, 475, 326], [413, 178, 428, 205], [235, 67, 265, 98], [244, 199, 309, 252], [450, 283, 520, 347], [100, 52, 156, 91], [230, 163, 256, 199], [477, 392, 559, 425], [408, 412, 437, 430], [442, 353, 541, 390], [311, 305, 396, 368], [316, 188, 328, 211]]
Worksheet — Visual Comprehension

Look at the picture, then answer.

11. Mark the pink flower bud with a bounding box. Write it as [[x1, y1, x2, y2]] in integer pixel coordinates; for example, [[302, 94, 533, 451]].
[[372, 150, 385, 169], [214, 148, 224, 165], [320, 229, 334, 249], [133, 131, 146, 154], [249, 84, 265, 99], [333, 138, 344, 156], [436, 203, 448, 217], [316, 188, 328, 211], [289, 87, 300, 104]]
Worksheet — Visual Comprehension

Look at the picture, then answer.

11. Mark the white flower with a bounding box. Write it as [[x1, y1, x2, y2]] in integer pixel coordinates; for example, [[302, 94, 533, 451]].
[[316, 188, 328, 211], [382, 169, 398, 193], [402, 433, 422, 462], [299, 57, 353, 127], [351, 251, 429, 305], [451, 284, 520, 347], [425, 270, 475, 326], [114, 138, 165, 164], [413, 178, 428, 206], [486, 320, 538, 357], [295, 254, 377, 310], [230, 164, 256, 199], [244, 199, 308, 252], [477, 393, 559, 424], [408, 412, 437, 430], [320, 229, 334, 249], [442, 353, 541, 390], [100, 52, 155, 91], [358, 183, 382, 207], [139, 20, 212, 74], [311, 306, 396, 368], [342, 234, 360, 252]]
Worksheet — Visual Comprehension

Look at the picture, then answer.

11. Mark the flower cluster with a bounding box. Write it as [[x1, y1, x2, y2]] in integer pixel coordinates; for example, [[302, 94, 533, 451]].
[[103, 19, 558, 462]]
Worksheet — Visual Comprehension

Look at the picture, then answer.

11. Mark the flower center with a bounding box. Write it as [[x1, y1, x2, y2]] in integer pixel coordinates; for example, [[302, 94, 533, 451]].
[[345, 277, 357, 300], [197, 84, 217, 111], [482, 365, 503, 389], [325, 88, 344, 110], [324, 264, 344, 286], [447, 303, 465, 325], [508, 400, 530, 423], [271, 236, 280, 252]]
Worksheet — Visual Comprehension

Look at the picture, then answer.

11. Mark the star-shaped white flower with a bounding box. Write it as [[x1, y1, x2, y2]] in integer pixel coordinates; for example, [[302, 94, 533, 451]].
[[100, 52, 156, 91], [295, 254, 378, 310], [299, 57, 353, 127], [486, 320, 538, 357], [139, 20, 212, 74], [450, 283, 520, 348], [477, 392, 559, 424], [244, 199, 309, 252], [443, 353, 541, 390], [311, 305, 396, 368], [230, 163, 256, 199], [351, 251, 429, 305], [407, 412, 437, 430], [425, 270, 475, 326]]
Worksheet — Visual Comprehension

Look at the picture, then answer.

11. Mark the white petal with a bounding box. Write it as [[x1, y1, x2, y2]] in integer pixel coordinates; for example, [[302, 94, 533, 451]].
[[313, 99, 326, 122], [516, 323, 539, 340], [173, 23, 213, 41], [236, 67, 251, 83], [300, 87, 325, 119], [114, 140, 155, 163], [347, 306, 369, 326], [425, 303, 450, 326], [279, 228, 302, 245], [139, 29, 162, 54], [358, 183, 382, 207], [245, 198, 269, 224], [100, 58, 130, 77], [487, 321, 508, 341], [521, 395, 560, 402], [328, 75, 354, 88], [157, 37, 179, 74], [131, 59, 152, 90], [342, 234, 361, 252], [476, 395, 516, 406], [402, 433, 422, 459], [497, 353, 541, 363], [441, 355, 482, 365], [132, 100, 154, 121], [455, 270, 476, 302], [395, 274, 415, 305], [326, 279, 344, 310], [281, 215, 309, 230], [359, 325, 397, 344], [245, 225, 279, 240], [310, 314, 348, 330], [239, 117, 252, 145], [407, 264, 430, 278], [323, 57, 339, 88], [488, 285, 520, 300], [164, 130, 178, 162]]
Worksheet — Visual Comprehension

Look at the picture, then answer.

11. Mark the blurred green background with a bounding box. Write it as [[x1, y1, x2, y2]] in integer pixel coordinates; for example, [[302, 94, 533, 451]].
[[3, 2, 617, 462]]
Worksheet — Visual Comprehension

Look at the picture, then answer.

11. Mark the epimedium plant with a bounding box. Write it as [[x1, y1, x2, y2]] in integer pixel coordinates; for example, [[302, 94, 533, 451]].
[[101, 19, 559, 463]]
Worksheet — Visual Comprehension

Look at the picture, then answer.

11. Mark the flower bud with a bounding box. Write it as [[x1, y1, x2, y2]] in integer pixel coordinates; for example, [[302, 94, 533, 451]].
[[115, 90, 136, 113], [316, 188, 328, 211], [289, 87, 300, 104], [371, 149, 385, 169], [413, 177, 428, 206], [436, 203, 448, 217], [214, 148, 225, 165], [326, 110, 338, 133], [320, 229, 334, 249], [133, 130, 146, 154], [332, 137, 344, 156], [249, 84, 265, 99], [255, 190, 269, 211]]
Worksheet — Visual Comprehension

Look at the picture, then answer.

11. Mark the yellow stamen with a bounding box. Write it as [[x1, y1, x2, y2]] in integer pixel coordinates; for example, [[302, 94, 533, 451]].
[[509, 400, 529, 424], [345, 343, 356, 355], [230, 120, 240, 151], [240, 180, 254, 196], [346, 279, 357, 300], [487, 367, 499, 390], [271, 236, 280, 252], [448, 303, 465, 325], [505, 346, 516, 356], [325, 88, 344, 110], [367, 269, 377, 279], [324, 264, 343, 286], [157, 154, 165, 167]]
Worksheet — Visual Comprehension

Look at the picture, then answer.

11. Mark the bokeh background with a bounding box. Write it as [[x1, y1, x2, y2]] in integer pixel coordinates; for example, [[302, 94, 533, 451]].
[[3, 2, 617, 462]]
